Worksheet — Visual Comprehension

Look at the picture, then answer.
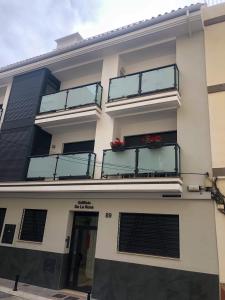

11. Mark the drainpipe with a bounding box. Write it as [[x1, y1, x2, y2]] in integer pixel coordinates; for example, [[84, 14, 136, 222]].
[[186, 9, 192, 38]]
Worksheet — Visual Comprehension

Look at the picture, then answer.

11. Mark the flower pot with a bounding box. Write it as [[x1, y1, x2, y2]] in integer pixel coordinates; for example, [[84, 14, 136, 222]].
[[146, 142, 163, 149], [111, 145, 125, 152]]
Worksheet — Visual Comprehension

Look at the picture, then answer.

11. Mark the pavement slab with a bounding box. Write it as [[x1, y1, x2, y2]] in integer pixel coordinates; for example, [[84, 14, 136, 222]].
[[0, 278, 94, 300]]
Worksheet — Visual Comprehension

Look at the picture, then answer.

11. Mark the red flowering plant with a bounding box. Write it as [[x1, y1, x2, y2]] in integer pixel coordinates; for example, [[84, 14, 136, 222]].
[[110, 138, 125, 151], [143, 134, 162, 148]]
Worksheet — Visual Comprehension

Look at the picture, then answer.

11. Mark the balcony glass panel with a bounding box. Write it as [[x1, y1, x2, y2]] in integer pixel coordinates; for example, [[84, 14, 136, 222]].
[[27, 152, 95, 180], [39, 91, 67, 113], [56, 153, 94, 178], [66, 84, 98, 108], [101, 144, 179, 178], [141, 66, 175, 94], [27, 155, 57, 179], [138, 145, 176, 174], [102, 149, 136, 177], [109, 74, 139, 100], [39, 83, 102, 114], [108, 65, 178, 101]]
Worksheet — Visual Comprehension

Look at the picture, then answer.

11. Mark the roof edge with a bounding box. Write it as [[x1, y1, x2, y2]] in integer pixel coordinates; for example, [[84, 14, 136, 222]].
[[0, 3, 203, 74]]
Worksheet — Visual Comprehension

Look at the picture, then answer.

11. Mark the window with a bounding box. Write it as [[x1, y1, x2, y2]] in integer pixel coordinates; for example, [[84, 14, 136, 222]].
[[63, 140, 94, 154], [19, 209, 47, 242], [0, 208, 6, 236], [118, 213, 179, 258], [124, 131, 177, 147]]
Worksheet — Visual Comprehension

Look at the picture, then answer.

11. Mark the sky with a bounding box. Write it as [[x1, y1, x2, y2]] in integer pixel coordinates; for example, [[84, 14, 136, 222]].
[[0, 0, 200, 68]]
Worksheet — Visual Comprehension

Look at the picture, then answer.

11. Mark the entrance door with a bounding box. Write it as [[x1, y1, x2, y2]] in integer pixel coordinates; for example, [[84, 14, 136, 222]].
[[67, 212, 98, 292]]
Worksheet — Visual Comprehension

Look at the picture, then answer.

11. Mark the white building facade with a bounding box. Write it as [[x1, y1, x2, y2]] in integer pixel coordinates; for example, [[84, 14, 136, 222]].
[[0, 4, 220, 299]]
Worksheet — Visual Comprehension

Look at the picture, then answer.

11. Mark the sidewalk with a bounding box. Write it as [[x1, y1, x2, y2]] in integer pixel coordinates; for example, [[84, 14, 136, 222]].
[[0, 291, 25, 300], [0, 278, 90, 300]]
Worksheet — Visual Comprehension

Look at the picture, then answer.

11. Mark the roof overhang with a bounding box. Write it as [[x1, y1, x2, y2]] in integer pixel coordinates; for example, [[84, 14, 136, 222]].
[[0, 4, 203, 85]]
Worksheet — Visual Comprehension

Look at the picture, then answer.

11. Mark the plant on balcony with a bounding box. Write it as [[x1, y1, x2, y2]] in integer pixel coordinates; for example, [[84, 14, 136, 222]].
[[144, 134, 163, 149], [110, 138, 125, 152]]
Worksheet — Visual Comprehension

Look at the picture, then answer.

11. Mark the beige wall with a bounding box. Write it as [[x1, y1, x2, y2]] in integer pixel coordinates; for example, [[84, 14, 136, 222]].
[[0, 194, 218, 275], [202, 3, 225, 285], [176, 32, 212, 186], [208, 92, 225, 168], [202, 4, 225, 86]]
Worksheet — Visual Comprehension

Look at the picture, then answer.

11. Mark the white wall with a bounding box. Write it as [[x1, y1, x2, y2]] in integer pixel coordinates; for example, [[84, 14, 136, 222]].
[[50, 122, 97, 154], [0, 195, 218, 276], [0, 87, 6, 105], [0, 82, 12, 128], [120, 41, 176, 74], [57, 61, 102, 90], [114, 110, 177, 139]]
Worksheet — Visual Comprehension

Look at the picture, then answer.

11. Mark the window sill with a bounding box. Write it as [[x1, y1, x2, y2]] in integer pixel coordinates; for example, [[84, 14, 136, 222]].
[[117, 250, 180, 261], [17, 239, 43, 245]]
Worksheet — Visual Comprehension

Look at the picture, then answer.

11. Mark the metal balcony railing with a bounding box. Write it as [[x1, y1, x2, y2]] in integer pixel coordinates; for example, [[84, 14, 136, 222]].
[[26, 152, 96, 180], [108, 64, 179, 101], [39, 82, 102, 114], [0, 107, 3, 121], [101, 143, 180, 178]]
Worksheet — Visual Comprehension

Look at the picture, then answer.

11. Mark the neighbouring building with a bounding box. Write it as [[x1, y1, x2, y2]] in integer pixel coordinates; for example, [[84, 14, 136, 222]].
[[202, 2, 225, 299], [0, 3, 221, 300]]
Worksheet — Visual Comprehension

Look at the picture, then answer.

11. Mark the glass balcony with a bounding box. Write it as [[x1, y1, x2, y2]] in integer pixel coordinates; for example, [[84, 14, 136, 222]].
[[108, 64, 179, 101], [27, 152, 96, 180], [39, 82, 102, 114], [101, 144, 180, 178]]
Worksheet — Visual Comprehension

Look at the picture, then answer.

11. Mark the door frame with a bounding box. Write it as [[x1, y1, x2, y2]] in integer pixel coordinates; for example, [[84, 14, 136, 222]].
[[66, 211, 99, 292]]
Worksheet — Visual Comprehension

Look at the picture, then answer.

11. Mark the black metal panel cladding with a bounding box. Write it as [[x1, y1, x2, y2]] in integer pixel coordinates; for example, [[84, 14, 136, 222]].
[[0, 68, 60, 181], [0, 126, 35, 181], [31, 126, 52, 156], [2, 69, 57, 130]]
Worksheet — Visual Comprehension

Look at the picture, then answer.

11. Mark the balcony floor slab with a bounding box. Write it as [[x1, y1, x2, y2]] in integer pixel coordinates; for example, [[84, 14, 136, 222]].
[[35, 105, 101, 133], [105, 90, 180, 118]]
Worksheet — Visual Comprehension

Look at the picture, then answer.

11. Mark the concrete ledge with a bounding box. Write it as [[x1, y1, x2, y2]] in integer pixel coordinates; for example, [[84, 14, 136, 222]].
[[105, 91, 180, 118], [0, 178, 182, 194]]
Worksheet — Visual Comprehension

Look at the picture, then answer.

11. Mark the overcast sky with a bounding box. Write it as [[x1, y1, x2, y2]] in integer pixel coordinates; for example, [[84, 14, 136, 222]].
[[0, 0, 199, 68]]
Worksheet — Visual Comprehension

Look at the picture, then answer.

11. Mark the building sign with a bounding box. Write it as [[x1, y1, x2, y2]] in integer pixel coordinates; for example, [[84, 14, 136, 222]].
[[74, 201, 94, 210]]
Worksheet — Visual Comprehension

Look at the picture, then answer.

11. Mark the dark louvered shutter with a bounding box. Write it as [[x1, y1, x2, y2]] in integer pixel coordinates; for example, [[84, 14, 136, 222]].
[[20, 209, 47, 242], [0, 208, 6, 236], [119, 213, 179, 258]]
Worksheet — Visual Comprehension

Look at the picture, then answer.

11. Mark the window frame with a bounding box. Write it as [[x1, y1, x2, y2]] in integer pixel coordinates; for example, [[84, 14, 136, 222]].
[[0, 208, 7, 237], [19, 209, 47, 243], [117, 212, 180, 259]]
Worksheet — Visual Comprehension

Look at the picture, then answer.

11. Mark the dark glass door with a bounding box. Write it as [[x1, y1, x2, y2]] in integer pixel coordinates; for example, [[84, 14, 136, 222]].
[[67, 212, 98, 292]]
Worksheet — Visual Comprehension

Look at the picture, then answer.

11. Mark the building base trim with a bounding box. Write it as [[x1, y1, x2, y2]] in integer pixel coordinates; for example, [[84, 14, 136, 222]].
[[92, 258, 219, 300], [0, 246, 68, 290], [213, 167, 225, 176], [208, 83, 225, 94], [204, 15, 225, 26]]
